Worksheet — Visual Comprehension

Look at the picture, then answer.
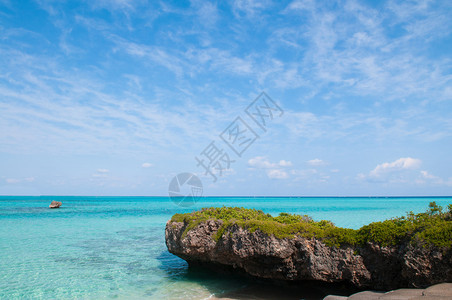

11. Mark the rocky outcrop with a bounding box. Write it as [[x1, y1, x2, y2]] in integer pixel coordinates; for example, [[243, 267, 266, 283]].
[[165, 219, 452, 290], [49, 201, 62, 208], [324, 282, 452, 300]]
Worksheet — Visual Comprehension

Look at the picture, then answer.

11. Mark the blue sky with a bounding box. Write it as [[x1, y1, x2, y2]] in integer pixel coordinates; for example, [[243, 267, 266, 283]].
[[0, 0, 451, 196]]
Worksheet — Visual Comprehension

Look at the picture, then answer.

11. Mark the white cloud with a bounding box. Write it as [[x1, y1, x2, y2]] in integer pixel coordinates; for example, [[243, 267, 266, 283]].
[[420, 170, 436, 180], [248, 156, 272, 168], [191, 0, 218, 27], [5, 177, 35, 184], [141, 162, 153, 168], [92, 169, 109, 178], [219, 168, 236, 177], [267, 169, 288, 179], [233, 0, 271, 17], [279, 0, 452, 104], [285, 0, 315, 12], [6, 178, 21, 184], [307, 158, 326, 166], [369, 157, 421, 177], [289, 168, 332, 184], [416, 170, 452, 186], [279, 160, 292, 167], [356, 157, 452, 187], [248, 156, 292, 169], [248, 157, 292, 180], [88, 0, 138, 12], [1, 1, 450, 196]]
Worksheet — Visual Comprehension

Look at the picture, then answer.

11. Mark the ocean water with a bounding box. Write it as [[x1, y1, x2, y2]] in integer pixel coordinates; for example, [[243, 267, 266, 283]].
[[0, 196, 451, 299]]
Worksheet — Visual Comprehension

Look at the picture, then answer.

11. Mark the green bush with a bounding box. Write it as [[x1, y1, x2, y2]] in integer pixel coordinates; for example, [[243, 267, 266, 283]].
[[171, 202, 452, 249]]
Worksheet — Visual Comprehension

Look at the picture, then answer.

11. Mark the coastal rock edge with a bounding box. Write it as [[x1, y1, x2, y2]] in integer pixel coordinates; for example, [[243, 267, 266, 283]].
[[165, 220, 452, 290]]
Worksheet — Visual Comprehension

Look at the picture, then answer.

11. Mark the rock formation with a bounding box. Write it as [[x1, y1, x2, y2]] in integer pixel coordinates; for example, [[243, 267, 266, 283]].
[[165, 219, 452, 290], [325, 282, 452, 300], [49, 201, 62, 209]]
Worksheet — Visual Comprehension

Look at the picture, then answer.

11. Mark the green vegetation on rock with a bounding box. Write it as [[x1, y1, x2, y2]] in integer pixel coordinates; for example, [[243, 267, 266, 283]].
[[170, 202, 452, 248]]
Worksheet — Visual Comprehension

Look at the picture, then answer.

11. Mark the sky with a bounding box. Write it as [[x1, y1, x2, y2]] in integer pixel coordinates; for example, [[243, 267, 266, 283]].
[[0, 0, 451, 196]]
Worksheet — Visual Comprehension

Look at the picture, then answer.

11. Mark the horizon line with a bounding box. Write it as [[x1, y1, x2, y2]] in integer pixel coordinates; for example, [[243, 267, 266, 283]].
[[0, 195, 451, 198]]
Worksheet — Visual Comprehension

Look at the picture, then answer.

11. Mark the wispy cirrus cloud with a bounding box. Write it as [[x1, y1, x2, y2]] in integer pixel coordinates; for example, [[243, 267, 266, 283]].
[[279, 0, 452, 102], [232, 0, 272, 18], [0, 42, 242, 156], [0, 0, 450, 195]]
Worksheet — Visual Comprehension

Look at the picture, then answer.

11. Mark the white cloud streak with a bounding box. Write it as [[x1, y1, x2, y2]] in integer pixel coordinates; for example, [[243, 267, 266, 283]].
[[248, 156, 292, 169], [0, 0, 450, 195], [307, 158, 326, 166]]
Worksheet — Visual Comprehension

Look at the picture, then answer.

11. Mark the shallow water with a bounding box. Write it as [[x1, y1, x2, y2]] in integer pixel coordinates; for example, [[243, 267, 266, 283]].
[[0, 196, 450, 299]]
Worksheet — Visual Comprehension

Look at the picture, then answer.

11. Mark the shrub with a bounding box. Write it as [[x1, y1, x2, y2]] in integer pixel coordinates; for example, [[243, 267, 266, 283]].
[[171, 202, 452, 249]]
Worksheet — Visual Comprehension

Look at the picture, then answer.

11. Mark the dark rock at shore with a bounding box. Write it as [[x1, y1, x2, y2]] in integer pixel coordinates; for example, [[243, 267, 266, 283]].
[[165, 219, 452, 290], [49, 201, 62, 209], [325, 282, 452, 299]]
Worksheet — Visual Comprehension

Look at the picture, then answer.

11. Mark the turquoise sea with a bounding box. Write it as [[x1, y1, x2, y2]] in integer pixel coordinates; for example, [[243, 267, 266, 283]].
[[0, 196, 451, 299]]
